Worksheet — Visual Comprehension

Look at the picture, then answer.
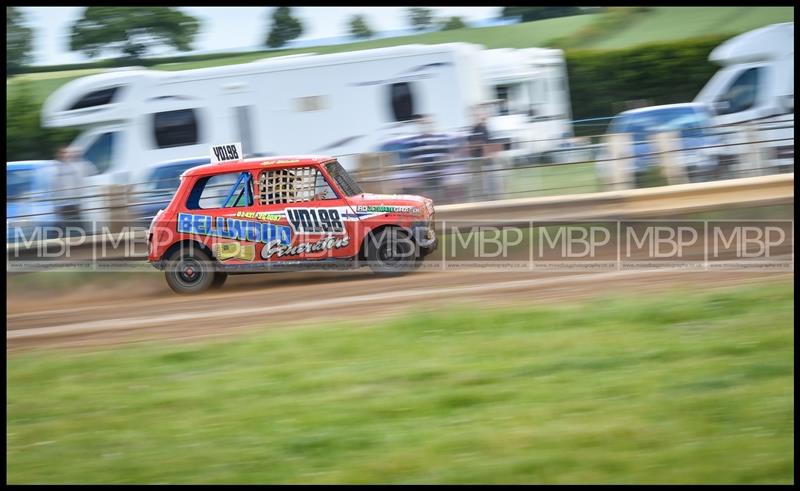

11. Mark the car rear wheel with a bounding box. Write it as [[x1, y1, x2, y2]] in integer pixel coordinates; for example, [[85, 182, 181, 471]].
[[164, 248, 218, 295], [366, 227, 420, 275]]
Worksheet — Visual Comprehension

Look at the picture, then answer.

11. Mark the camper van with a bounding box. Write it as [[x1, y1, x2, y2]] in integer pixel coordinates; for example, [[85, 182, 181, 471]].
[[694, 22, 794, 173], [479, 47, 573, 162], [42, 44, 487, 188], [42, 42, 574, 220]]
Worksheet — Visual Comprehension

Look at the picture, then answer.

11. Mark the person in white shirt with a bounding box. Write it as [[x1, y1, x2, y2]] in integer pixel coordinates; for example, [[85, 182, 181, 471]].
[[54, 146, 89, 228]]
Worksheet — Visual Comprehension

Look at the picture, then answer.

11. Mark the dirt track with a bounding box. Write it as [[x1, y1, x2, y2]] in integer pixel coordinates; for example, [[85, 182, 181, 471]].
[[7, 264, 793, 353]]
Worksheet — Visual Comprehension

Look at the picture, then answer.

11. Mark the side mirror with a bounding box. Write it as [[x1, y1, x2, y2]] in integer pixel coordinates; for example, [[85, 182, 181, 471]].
[[713, 99, 731, 115]]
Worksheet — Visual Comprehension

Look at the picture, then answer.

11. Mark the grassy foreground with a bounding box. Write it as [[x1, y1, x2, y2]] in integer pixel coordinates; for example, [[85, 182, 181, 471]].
[[7, 280, 794, 483]]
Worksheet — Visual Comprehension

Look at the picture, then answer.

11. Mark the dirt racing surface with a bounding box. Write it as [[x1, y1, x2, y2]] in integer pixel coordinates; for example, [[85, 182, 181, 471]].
[[7, 266, 793, 353]]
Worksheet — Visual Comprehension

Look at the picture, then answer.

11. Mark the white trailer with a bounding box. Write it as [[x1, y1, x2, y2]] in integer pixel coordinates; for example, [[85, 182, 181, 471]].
[[478, 47, 573, 161], [42, 43, 490, 186], [43, 42, 575, 177], [694, 22, 794, 173]]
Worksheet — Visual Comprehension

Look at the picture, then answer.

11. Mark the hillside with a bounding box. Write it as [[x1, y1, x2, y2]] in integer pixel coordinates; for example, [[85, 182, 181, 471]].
[[584, 7, 793, 50], [6, 7, 794, 108]]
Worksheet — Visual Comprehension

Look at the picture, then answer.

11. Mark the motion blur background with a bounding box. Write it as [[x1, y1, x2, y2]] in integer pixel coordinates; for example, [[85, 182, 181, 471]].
[[6, 6, 795, 484]]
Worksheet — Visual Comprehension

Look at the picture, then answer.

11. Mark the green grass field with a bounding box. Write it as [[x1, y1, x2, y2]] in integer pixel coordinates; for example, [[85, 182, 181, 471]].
[[587, 7, 794, 50], [7, 280, 794, 483], [7, 7, 793, 107]]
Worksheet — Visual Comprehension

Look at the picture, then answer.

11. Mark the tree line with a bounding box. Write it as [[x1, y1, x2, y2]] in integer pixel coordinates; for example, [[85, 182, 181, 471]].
[[8, 7, 591, 74]]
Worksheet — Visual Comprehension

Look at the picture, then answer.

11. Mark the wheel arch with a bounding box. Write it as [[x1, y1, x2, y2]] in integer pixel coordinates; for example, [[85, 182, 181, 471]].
[[161, 239, 216, 262]]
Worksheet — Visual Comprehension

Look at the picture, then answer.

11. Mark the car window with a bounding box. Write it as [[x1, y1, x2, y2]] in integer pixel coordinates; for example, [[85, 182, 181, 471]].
[[7, 169, 35, 200], [257, 166, 338, 205], [326, 160, 362, 196], [717, 67, 761, 114], [187, 171, 253, 210], [151, 162, 205, 192], [83, 132, 116, 174]]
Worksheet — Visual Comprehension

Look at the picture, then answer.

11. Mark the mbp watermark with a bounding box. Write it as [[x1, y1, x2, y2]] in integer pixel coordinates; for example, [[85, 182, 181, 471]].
[[6, 218, 794, 273], [707, 220, 793, 270], [533, 222, 617, 271], [621, 221, 705, 270]]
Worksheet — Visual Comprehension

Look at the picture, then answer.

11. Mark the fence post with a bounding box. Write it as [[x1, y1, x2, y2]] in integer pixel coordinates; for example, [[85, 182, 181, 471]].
[[106, 184, 129, 234], [655, 131, 687, 185], [605, 133, 634, 191], [746, 123, 764, 177], [356, 152, 390, 194]]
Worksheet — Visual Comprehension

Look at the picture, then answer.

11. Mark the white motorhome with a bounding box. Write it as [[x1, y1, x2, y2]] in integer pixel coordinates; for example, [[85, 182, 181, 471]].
[[694, 22, 794, 172], [42, 43, 490, 189], [478, 47, 573, 161]]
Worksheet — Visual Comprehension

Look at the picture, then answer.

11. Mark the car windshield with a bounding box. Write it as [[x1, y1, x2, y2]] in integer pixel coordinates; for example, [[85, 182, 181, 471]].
[[613, 107, 705, 135], [150, 162, 206, 192], [326, 160, 363, 196], [7, 168, 36, 200]]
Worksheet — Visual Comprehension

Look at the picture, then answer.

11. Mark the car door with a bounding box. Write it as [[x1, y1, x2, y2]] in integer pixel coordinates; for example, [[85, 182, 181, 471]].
[[247, 164, 359, 262], [181, 169, 278, 265]]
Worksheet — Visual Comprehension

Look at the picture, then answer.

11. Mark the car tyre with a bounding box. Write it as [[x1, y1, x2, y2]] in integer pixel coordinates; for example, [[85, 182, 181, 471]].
[[211, 272, 228, 289], [366, 227, 420, 276], [164, 247, 218, 295]]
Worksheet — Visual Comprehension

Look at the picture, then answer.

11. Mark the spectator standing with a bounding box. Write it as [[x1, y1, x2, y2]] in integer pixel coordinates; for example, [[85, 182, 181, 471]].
[[403, 114, 463, 201], [467, 106, 502, 199], [54, 146, 89, 232]]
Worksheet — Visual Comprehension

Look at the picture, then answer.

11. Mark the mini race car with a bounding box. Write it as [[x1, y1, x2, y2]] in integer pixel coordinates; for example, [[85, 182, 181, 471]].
[[148, 144, 437, 294]]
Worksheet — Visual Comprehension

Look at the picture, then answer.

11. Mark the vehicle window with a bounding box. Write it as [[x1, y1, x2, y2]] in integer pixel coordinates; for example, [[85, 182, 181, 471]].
[[653, 109, 702, 132], [69, 86, 121, 110], [389, 82, 415, 122], [153, 109, 199, 148], [718, 67, 761, 114], [151, 164, 199, 192], [83, 132, 116, 174], [495, 85, 510, 116], [257, 166, 338, 205], [7, 169, 35, 200], [326, 160, 363, 196], [187, 171, 253, 210]]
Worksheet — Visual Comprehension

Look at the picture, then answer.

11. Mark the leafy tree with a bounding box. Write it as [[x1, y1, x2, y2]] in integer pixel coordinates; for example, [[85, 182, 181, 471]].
[[440, 16, 466, 31], [500, 7, 583, 23], [6, 82, 78, 161], [407, 7, 434, 31], [69, 7, 199, 60], [348, 15, 373, 39], [7, 7, 33, 75], [266, 6, 303, 48]]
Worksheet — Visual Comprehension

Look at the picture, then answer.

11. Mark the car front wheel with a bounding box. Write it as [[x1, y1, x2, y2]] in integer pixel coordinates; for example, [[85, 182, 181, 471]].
[[365, 227, 420, 275]]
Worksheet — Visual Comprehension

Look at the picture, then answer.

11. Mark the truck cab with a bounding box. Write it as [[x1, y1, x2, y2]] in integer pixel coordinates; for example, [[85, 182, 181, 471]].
[[694, 22, 794, 173]]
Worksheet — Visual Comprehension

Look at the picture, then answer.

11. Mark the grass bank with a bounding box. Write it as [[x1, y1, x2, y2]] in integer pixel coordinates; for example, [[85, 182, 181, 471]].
[[7, 280, 794, 483]]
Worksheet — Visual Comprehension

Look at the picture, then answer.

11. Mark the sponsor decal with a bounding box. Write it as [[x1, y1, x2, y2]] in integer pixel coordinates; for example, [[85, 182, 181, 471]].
[[177, 213, 292, 245], [235, 210, 283, 222], [262, 159, 300, 165], [214, 242, 256, 262], [210, 142, 242, 163], [261, 235, 351, 259], [286, 207, 345, 234], [355, 205, 421, 215]]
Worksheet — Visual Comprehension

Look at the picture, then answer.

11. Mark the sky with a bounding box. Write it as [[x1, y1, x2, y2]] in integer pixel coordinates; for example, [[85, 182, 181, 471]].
[[19, 7, 502, 66]]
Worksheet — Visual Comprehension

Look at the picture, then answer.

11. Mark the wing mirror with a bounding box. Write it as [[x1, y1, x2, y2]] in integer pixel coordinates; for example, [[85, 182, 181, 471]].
[[713, 99, 731, 115]]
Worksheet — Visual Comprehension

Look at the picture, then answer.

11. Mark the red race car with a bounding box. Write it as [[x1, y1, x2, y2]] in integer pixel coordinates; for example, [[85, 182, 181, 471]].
[[148, 147, 437, 294]]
